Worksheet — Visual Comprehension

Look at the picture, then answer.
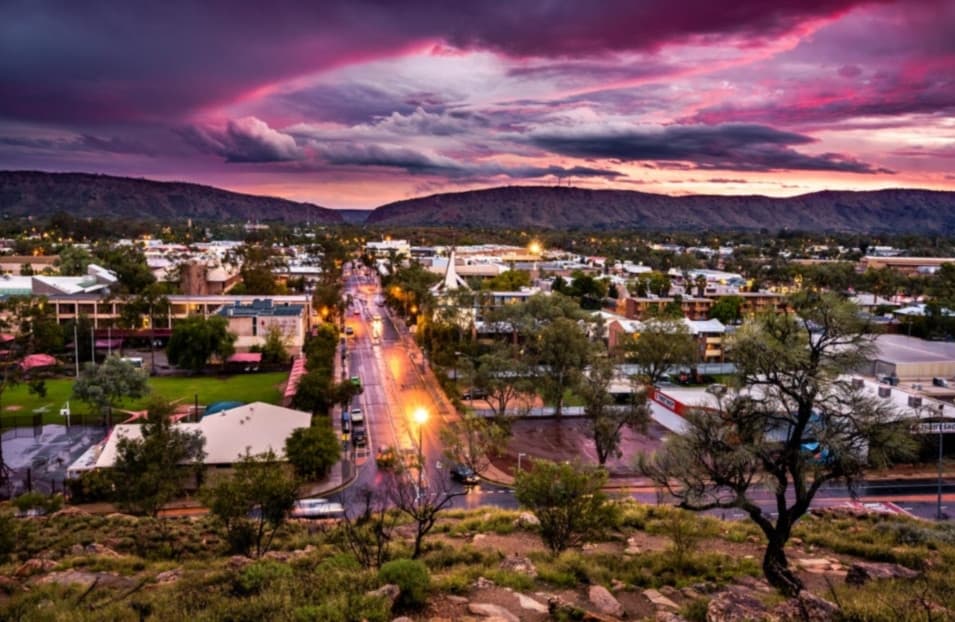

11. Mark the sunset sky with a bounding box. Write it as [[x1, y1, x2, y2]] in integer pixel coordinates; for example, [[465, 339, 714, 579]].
[[1, 1, 954, 208]]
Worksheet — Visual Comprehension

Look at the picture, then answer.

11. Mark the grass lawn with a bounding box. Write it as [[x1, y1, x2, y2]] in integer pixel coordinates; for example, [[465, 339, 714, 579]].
[[0, 371, 288, 425]]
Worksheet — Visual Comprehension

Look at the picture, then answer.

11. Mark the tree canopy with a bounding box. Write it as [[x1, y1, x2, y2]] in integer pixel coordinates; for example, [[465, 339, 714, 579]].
[[166, 314, 236, 373], [72, 356, 150, 417], [624, 319, 697, 385]]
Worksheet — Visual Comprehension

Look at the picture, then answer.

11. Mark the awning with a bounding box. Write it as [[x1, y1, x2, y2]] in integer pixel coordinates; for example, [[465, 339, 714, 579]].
[[95, 338, 124, 349], [227, 352, 262, 364], [0, 333, 15, 343], [20, 354, 57, 370], [284, 355, 307, 400]]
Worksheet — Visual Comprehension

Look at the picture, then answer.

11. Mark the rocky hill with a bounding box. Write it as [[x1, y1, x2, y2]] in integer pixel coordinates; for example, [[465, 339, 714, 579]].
[[367, 185, 955, 233], [0, 171, 343, 224]]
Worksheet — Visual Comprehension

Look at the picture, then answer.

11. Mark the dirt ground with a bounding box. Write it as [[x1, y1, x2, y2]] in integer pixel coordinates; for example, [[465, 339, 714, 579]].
[[491, 418, 667, 480]]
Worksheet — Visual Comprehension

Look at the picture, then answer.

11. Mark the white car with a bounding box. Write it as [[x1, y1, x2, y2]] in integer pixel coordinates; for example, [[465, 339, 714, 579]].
[[290, 498, 345, 519]]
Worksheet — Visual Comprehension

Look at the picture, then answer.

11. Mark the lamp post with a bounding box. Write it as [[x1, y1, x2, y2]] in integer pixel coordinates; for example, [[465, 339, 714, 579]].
[[413, 407, 428, 497], [517, 452, 527, 473], [938, 404, 946, 521]]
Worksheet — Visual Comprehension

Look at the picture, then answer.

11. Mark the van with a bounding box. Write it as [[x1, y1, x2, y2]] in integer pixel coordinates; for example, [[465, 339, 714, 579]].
[[340, 410, 351, 433]]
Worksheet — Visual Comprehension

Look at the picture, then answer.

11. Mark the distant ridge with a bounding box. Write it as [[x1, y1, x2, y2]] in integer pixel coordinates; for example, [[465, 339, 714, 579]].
[[0, 171, 343, 224], [367, 185, 955, 233]]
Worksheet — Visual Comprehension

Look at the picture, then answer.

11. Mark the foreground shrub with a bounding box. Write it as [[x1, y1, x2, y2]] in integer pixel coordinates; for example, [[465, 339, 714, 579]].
[[378, 558, 430, 609]]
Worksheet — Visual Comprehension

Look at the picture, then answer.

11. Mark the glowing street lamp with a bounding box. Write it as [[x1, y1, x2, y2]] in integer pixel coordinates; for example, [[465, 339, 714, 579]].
[[528, 241, 542, 255]]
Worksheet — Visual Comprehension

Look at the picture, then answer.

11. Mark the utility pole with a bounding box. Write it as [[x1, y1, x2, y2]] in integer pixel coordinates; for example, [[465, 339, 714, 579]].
[[938, 404, 945, 521], [73, 322, 80, 377]]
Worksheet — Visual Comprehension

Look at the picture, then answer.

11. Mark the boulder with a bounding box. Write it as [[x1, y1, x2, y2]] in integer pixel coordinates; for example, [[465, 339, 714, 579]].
[[516, 593, 548, 613], [499, 554, 537, 578], [548, 595, 619, 622], [0, 575, 21, 594], [447, 595, 470, 604], [771, 591, 839, 622], [516, 511, 540, 528], [37, 570, 135, 590], [468, 602, 520, 622], [644, 588, 680, 611], [85, 543, 121, 558], [706, 587, 770, 622], [589, 584, 625, 618], [474, 576, 496, 589], [624, 536, 641, 555], [228, 555, 253, 570], [656, 612, 689, 622], [845, 561, 920, 586], [154, 568, 182, 584], [391, 617, 415, 622], [367, 583, 401, 607], [14, 558, 57, 577]]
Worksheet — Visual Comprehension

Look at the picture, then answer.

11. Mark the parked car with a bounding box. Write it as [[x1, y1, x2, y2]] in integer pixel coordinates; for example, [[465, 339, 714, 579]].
[[450, 463, 479, 485], [290, 498, 345, 519], [350, 376, 362, 389], [461, 387, 488, 400], [344, 326, 354, 336], [350, 407, 364, 425], [352, 428, 367, 447]]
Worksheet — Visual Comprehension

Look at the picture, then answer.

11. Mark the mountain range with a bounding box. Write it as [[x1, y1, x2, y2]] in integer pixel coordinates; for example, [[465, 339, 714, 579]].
[[3, 171, 955, 233], [367, 185, 955, 233], [0, 171, 342, 224]]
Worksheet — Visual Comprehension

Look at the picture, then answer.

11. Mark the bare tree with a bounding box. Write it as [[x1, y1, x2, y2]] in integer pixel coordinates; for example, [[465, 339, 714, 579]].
[[440, 412, 508, 475], [385, 466, 468, 559]]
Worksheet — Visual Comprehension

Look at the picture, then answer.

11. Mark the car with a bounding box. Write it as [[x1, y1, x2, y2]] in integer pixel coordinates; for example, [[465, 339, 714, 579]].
[[290, 498, 345, 519], [352, 428, 367, 447], [450, 463, 479, 485], [461, 387, 488, 400], [344, 326, 354, 336], [350, 375, 361, 388], [353, 307, 361, 316], [350, 407, 364, 425]]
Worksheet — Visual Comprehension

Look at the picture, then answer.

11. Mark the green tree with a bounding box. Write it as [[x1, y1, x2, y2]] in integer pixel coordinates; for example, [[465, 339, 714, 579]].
[[534, 317, 592, 418], [579, 355, 650, 465], [291, 370, 331, 414], [72, 356, 150, 420], [284, 422, 340, 480], [233, 243, 285, 295], [201, 449, 299, 557], [624, 319, 697, 385], [514, 459, 615, 553], [484, 270, 530, 291], [642, 293, 917, 595], [708, 295, 743, 324], [259, 324, 289, 365], [94, 243, 156, 295], [440, 412, 508, 476], [167, 314, 236, 373], [471, 344, 534, 421], [112, 398, 206, 516], [378, 559, 431, 610], [55, 246, 93, 276]]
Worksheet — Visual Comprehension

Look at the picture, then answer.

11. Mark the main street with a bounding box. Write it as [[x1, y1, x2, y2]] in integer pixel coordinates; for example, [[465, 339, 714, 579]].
[[333, 264, 953, 521]]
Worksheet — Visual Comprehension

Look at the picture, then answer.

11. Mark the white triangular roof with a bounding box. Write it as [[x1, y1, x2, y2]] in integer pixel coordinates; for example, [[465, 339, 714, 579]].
[[430, 248, 469, 293]]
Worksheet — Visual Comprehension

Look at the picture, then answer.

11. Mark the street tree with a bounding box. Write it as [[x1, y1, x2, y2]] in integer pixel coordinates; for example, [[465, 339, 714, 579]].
[[624, 319, 697, 385], [514, 459, 616, 554], [94, 243, 156, 295], [579, 355, 650, 466], [439, 412, 508, 476], [534, 317, 592, 417], [290, 370, 331, 414], [72, 356, 150, 422], [641, 292, 917, 595], [284, 421, 340, 480], [201, 449, 299, 558], [166, 314, 236, 373], [232, 243, 286, 295], [471, 345, 534, 422], [112, 398, 206, 516]]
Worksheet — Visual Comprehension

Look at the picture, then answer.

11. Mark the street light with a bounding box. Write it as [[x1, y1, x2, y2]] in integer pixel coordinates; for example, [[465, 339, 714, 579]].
[[517, 452, 527, 473], [413, 407, 429, 496], [937, 404, 946, 521]]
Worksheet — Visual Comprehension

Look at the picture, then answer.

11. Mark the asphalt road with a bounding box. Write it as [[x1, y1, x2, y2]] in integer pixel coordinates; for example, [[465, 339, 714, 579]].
[[334, 265, 954, 522]]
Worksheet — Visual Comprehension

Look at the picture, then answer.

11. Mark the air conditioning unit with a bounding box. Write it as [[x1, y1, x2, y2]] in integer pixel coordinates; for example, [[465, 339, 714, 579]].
[[908, 396, 923, 408], [878, 386, 892, 398], [851, 378, 864, 389]]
